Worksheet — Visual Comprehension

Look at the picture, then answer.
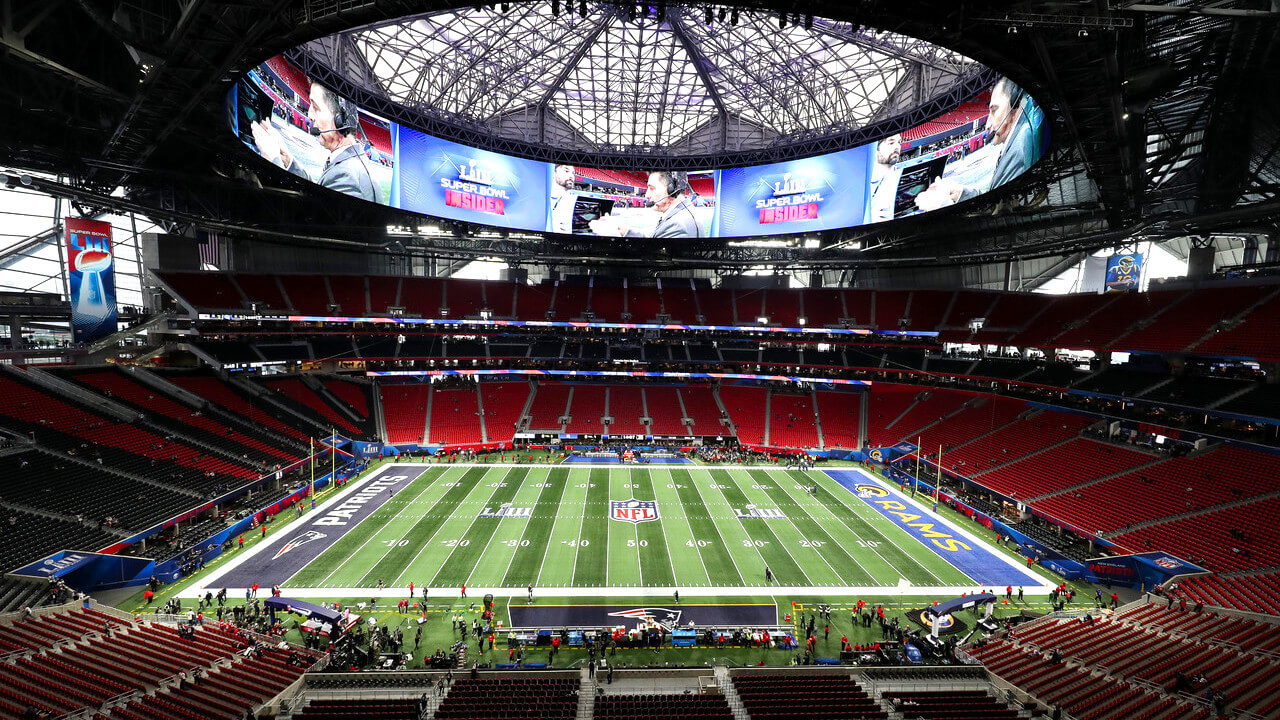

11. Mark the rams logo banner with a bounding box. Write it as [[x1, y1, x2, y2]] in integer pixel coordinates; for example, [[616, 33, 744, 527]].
[[855, 484, 889, 498], [611, 499, 659, 524], [869, 449, 884, 462]]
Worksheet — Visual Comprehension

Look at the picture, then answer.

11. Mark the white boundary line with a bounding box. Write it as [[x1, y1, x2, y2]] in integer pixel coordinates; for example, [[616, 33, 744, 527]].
[[849, 468, 1054, 590], [491, 466, 550, 588], [768, 467, 879, 585], [533, 466, 575, 588], [318, 467, 440, 588], [810, 469, 951, 586], [180, 584, 1023, 599], [728, 467, 841, 586], [174, 463, 1057, 599]]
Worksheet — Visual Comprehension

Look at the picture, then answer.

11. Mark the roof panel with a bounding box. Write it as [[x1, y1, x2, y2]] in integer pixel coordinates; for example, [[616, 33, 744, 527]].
[[344, 1, 982, 151]]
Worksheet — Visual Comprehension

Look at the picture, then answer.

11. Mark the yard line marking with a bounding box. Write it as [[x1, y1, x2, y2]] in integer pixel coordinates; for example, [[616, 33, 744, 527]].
[[769, 468, 878, 584], [534, 467, 576, 587], [686, 467, 754, 586], [808, 469, 949, 586], [396, 466, 512, 587], [493, 466, 551, 588], [311, 467, 439, 588], [711, 467, 813, 587], [653, 467, 711, 587], [609, 467, 644, 588], [729, 467, 844, 585], [568, 468, 591, 585], [646, 468, 681, 588]]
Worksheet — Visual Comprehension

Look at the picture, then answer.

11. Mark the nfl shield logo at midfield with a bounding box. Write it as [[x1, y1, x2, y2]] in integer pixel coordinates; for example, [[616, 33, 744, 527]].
[[611, 499, 659, 524]]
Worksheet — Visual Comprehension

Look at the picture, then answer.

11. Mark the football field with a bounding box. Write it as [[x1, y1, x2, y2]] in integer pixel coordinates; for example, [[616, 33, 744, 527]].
[[191, 463, 1053, 599]]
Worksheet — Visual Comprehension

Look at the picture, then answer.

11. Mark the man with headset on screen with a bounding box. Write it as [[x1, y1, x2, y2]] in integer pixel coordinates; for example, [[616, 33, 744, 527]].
[[251, 82, 378, 203], [913, 76, 1037, 211], [588, 170, 701, 239]]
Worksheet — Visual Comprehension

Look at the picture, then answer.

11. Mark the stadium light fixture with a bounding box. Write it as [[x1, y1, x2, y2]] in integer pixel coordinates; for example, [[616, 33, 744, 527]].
[[657, 2, 665, 22], [580, 0, 587, 17], [706, 6, 713, 24], [718, 7, 726, 22], [501, 2, 509, 12], [778, 10, 787, 28], [552, 0, 559, 15], [730, 7, 738, 24]]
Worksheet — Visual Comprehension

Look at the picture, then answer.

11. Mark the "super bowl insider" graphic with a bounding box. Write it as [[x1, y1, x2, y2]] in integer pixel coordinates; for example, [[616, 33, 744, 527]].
[[391, 125, 548, 230], [713, 148, 871, 236]]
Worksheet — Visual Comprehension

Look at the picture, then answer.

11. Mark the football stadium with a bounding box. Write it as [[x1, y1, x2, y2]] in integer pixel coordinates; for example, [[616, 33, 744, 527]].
[[0, 0, 1278, 718]]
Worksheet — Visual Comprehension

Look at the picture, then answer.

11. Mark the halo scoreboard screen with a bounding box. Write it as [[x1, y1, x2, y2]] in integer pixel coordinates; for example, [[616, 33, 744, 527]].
[[230, 56, 1048, 240]]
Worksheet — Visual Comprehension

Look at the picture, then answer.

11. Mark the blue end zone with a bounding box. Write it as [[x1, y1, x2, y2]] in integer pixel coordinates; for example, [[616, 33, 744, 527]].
[[824, 469, 1041, 588], [563, 456, 693, 464]]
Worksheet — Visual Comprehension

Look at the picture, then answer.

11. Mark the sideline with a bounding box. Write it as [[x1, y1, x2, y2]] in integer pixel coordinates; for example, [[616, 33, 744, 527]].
[[178, 584, 1039, 600], [840, 468, 1055, 589]]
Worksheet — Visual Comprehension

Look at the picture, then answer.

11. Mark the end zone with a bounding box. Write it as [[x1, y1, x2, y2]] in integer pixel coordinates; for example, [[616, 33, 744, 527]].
[[824, 468, 1056, 592]]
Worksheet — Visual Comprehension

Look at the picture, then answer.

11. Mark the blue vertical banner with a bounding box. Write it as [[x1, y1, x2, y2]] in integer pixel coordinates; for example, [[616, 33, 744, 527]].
[[65, 217, 118, 342], [1105, 253, 1144, 292]]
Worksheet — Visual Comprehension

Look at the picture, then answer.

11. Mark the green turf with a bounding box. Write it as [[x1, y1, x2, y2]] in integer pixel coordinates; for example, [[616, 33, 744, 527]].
[[286, 464, 984, 590]]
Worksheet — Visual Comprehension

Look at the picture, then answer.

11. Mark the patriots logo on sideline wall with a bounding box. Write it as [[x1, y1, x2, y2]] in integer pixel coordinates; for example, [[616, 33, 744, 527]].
[[855, 484, 888, 498], [611, 499, 659, 524], [272, 530, 327, 560], [608, 607, 683, 631]]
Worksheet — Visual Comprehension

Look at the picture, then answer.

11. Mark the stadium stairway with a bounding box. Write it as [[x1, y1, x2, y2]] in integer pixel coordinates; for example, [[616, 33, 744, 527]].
[[1100, 486, 1280, 539], [713, 666, 751, 720], [1202, 382, 1259, 411], [1183, 285, 1280, 355], [966, 433, 1083, 478], [809, 386, 826, 449], [577, 667, 595, 720], [1026, 451, 1167, 502], [226, 374, 333, 439]]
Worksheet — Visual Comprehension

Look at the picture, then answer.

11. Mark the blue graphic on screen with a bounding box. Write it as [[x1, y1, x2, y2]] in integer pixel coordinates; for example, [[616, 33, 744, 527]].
[[713, 147, 872, 237], [392, 125, 547, 230]]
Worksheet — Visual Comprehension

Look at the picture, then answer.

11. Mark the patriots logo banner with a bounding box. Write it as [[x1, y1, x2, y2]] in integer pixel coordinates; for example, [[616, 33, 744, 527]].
[[611, 499, 659, 524], [607, 607, 683, 631], [272, 530, 327, 560]]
